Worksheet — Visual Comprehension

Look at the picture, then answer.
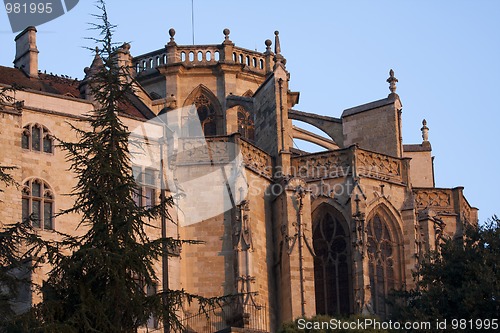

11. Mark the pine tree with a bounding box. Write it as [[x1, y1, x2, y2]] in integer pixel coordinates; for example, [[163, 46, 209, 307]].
[[35, 2, 210, 332]]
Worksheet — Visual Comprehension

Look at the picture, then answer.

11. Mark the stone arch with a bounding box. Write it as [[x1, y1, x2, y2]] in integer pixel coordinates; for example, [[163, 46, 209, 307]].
[[183, 85, 224, 136], [312, 202, 353, 316], [365, 203, 404, 318]]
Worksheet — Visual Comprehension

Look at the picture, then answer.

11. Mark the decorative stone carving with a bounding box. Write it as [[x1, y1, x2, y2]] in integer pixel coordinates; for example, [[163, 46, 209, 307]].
[[414, 190, 452, 208], [240, 139, 272, 178], [176, 137, 231, 165], [292, 150, 351, 180], [356, 150, 402, 182]]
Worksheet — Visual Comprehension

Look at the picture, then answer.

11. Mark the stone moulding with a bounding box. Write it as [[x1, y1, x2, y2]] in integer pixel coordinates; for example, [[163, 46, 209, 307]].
[[291, 147, 404, 183]]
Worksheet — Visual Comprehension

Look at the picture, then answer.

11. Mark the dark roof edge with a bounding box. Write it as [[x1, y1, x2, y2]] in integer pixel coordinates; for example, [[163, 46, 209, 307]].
[[342, 96, 395, 118]]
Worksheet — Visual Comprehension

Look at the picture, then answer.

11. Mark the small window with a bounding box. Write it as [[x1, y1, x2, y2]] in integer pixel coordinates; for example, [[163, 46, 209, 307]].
[[22, 124, 53, 154], [214, 51, 220, 61], [133, 167, 158, 208], [22, 179, 54, 230]]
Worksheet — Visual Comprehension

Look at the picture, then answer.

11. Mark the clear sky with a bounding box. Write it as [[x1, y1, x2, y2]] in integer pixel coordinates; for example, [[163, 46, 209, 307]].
[[1, 1, 498, 222]]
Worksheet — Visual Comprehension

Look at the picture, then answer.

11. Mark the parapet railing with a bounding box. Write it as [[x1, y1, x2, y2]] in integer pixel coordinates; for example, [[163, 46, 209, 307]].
[[173, 135, 273, 179], [133, 45, 270, 75], [180, 303, 268, 333], [291, 146, 404, 183]]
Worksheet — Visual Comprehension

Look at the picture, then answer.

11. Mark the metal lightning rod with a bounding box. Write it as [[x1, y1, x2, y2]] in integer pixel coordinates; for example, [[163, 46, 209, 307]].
[[191, 0, 195, 45]]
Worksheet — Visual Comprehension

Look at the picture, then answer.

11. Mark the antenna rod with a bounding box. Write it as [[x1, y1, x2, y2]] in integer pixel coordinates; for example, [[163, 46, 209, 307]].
[[191, 0, 195, 45]]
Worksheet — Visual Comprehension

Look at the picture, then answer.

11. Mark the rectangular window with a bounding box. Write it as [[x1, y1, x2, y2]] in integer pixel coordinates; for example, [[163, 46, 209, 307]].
[[133, 188, 142, 207], [32, 200, 41, 228], [44, 202, 53, 230], [145, 187, 155, 207], [22, 198, 29, 223], [144, 169, 156, 186], [22, 133, 29, 149], [43, 137, 52, 153], [32, 127, 41, 151], [146, 283, 158, 328]]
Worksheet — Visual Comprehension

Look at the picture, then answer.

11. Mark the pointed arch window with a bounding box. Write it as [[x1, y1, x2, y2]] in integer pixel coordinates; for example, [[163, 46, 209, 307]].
[[237, 107, 255, 141], [313, 208, 351, 315], [22, 124, 53, 154], [367, 213, 399, 318], [22, 179, 54, 230], [193, 95, 217, 136]]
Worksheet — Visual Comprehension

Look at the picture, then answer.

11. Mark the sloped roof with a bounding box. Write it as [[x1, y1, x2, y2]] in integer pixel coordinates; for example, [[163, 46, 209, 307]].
[[0, 65, 154, 120], [0, 66, 80, 97]]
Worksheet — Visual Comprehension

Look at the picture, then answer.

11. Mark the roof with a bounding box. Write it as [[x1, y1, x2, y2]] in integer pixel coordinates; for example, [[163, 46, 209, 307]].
[[342, 97, 394, 118], [0, 66, 80, 97], [403, 142, 432, 152], [0, 65, 155, 120]]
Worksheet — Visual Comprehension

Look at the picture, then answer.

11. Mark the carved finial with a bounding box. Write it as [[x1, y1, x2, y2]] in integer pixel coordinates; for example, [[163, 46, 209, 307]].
[[223, 28, 231, 44], [273, 31, 286, 69], [274, 31, 281, 55], [421, 119, 429, 142], [169, 28, 176, 42], [387, 69, 398, 96], [265, 39, 272, 53]]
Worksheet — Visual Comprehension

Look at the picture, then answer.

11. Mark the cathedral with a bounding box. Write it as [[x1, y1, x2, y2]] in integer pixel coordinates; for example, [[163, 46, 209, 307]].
[[0, 26, 477, 332]]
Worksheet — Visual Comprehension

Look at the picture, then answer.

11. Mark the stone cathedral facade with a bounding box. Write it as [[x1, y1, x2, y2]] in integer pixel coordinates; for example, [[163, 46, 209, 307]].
[[0, 26, 477, 332]]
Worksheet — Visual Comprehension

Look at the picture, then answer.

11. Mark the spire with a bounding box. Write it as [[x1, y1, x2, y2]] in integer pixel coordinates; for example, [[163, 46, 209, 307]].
[[421, 119, 429, 142], [387, 69, 398, 97], [274, 31, 281, 55], [273, 31, 286, 70], [90, 47, 104, 70]]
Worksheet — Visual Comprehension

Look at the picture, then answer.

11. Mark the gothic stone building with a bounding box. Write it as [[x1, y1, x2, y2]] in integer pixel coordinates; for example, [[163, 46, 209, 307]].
[[0, 26, 477, 332]]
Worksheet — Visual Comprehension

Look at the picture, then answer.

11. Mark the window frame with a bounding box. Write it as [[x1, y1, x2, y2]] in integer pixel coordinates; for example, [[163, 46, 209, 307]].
[[22, 178, 54, 231], [133, 166, 158, 208], [22, 123, 54, 154]]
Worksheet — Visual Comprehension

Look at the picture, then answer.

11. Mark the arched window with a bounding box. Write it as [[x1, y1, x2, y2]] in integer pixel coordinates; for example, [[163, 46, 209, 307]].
[[193, 94, 217, 136], [313, 207, 351, 315], [22, 179, 54, 230], [22, 124, 53, 153], [367, 213, 399, 318], [237, 107, 255, 141]]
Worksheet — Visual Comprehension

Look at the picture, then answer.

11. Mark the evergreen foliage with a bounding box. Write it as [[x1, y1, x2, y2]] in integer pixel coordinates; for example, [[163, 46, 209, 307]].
[[32, 1, 209, 331], [390, 217, 500, 331]]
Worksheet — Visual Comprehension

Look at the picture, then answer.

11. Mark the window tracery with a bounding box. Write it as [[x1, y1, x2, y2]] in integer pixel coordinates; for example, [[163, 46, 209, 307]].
[[22, 124, 53, 153], [237, 106, 255, 141], [367, 213, 399, 318], [313, 208, 351, 315], [22, 178, 54, 230]]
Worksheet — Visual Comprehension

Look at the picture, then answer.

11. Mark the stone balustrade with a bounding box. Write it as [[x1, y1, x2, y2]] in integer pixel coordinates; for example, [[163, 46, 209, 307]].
[[133, 45, 269, 74], [291, 147, 404, 183], [174, 136, 273, 178]]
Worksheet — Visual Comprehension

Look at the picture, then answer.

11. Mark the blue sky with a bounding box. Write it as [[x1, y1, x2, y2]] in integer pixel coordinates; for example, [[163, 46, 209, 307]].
[[0, 1, 498, 222]]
